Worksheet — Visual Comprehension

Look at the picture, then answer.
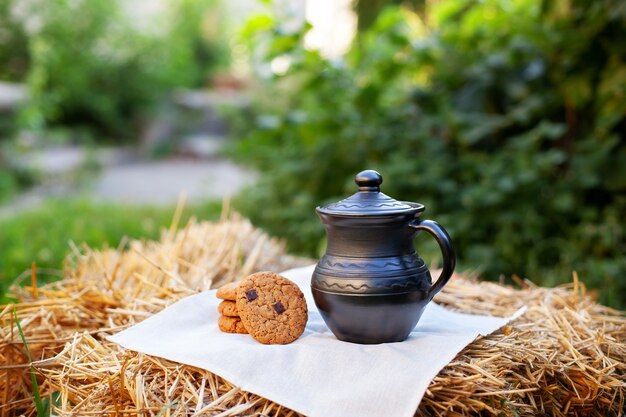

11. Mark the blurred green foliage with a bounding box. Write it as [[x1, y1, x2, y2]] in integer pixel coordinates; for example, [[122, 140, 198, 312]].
[[169, 0, 231, 88], [0, 165, 35, 203], [355, 0, 425, 31], [0, 0, 228, 142], [229, 0, 626, 308], [0, 171, 16, 203], [0, 199, 222, 300], [0, 141, 37, 202], [0, 0, 29, 81]]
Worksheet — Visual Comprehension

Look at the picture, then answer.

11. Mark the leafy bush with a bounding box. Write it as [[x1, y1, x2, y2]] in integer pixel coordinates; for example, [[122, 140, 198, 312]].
[[0, 142, 37, 202], [0, 199, 222, 300], [0, 170, 16, 202], [168, 0, 230, 88], [0, 0, 29, 82], [1, 0, 227, 142], [229, 0, 626, 308]]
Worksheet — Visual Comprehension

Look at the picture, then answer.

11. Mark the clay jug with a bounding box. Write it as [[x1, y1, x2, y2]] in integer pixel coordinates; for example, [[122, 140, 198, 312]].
[[311, 170, 455, 344]]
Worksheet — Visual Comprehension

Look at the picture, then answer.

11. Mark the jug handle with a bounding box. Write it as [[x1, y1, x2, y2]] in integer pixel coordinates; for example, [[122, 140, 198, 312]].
[[409, 219, 456, 300]]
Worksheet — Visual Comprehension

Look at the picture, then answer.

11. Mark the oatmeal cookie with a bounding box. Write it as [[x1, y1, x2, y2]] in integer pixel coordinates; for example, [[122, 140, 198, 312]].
[[216, 281, 240, 300], [236, 271, 308, 344], [218, 300, 239, 317], [217, 315, 248, 334]]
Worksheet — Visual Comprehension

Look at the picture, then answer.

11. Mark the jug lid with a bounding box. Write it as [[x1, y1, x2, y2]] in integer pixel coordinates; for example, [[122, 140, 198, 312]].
[[317, 170, 424, 216]]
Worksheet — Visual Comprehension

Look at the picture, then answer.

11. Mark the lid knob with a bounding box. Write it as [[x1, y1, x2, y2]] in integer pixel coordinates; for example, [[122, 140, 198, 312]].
[[355, 170, 382, 192]]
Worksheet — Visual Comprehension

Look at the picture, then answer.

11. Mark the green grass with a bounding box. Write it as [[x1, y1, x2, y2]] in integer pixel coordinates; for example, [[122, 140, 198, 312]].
[[0, 198, 222, 299], [13, 308, 45, 417]]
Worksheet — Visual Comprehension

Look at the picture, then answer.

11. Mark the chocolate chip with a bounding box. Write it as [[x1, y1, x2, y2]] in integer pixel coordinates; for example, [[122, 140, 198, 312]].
[[245, 289, 258, 301], [273, 301, 286, 314]]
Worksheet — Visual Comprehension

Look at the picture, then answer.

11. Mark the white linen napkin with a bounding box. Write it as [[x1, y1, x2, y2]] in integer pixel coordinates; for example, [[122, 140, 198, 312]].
[[108, 265, 525, 417]]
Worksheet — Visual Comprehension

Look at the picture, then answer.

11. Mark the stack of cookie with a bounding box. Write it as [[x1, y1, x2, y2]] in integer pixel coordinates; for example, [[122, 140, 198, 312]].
[[216, 282, 248, 334], [215, 272, 308, 345]]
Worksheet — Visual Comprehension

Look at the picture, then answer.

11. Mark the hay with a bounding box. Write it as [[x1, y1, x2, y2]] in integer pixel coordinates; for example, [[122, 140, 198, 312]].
[[1, 212, 624, 416], [421, 274, 625, 416]]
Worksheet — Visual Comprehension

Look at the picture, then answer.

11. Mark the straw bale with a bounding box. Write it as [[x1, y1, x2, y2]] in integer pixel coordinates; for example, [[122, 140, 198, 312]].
[[1, 213, 624, 417]]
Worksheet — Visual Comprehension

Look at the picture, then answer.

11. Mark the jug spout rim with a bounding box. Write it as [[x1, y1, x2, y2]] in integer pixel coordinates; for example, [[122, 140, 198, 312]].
[[316, 200, 424, 217]]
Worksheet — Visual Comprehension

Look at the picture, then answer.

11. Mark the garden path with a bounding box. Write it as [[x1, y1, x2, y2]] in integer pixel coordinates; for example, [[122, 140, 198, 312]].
[[91, 153, 255, 205], [0, 139, 255, 219], [0, 89, 257, 218]]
